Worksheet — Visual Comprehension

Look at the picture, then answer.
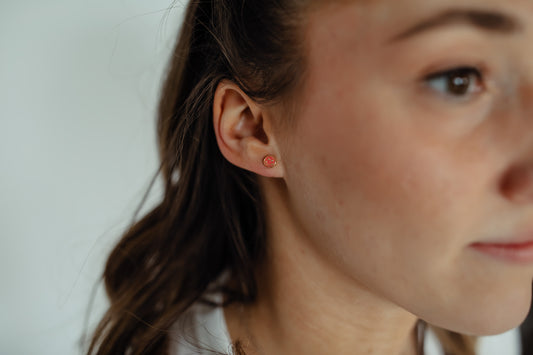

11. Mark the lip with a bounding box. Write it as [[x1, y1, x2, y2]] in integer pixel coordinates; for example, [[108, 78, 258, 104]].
[[470, 240, 533, 264]]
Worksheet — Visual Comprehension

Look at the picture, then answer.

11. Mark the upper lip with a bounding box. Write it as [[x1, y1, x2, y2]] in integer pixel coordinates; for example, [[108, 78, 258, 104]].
[[472, 228, 533, 246]]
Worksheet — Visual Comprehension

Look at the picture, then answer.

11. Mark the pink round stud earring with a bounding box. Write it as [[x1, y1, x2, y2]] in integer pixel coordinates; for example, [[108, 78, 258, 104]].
[[262, 155, 277, 168]]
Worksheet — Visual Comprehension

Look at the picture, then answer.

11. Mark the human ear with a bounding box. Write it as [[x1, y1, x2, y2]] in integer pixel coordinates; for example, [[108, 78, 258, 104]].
[[213, 80, 284, 178]]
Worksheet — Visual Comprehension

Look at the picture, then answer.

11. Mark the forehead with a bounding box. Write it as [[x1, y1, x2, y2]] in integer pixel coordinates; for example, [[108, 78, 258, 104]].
[[307, 0, 533, 38], [297, 0, 533, 75]]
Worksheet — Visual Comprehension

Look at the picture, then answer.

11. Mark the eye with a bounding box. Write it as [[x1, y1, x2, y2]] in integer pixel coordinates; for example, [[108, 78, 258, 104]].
[[424, 67, 484, 98]]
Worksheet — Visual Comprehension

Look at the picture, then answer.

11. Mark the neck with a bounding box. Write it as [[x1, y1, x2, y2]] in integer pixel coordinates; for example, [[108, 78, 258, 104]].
[[224, 179, 421, 355]]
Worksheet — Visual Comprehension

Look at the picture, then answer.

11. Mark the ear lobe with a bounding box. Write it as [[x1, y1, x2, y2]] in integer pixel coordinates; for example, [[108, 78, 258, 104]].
[[213, 80, 283, 178]]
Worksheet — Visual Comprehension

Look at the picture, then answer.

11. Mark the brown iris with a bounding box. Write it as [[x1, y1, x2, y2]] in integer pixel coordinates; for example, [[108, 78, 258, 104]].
[[425, 67, 482, 98]]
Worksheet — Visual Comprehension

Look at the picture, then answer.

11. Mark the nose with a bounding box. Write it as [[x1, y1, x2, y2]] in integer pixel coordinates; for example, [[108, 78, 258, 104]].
[[499, 75, 533, 204], [500, 164, 533, 203]]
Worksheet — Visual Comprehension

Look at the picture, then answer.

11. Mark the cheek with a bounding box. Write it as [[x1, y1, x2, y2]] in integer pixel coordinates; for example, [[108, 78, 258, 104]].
[[278, 12, 532, 330], [280, 94, 532, 334], [284, 95, 478, 256]]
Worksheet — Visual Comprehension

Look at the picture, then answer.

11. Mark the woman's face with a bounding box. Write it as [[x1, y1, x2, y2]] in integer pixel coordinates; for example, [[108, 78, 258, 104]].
[[273, 0, 533, 335]]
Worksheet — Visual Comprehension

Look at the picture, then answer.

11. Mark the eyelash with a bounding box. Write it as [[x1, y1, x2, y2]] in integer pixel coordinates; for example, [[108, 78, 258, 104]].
[[423, 66, 485, 100]]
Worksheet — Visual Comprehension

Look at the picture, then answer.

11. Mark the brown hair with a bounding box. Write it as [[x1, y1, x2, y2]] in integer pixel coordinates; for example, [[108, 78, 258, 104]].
[[86, 1, 477, 354]]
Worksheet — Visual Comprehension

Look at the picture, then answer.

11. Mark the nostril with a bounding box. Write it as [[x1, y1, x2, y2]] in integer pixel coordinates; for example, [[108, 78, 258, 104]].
[[500, 165, 533, 203]]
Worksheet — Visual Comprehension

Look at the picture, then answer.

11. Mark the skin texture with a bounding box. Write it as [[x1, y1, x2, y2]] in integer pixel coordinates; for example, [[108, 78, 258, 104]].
[[214, 0, 533, 354]]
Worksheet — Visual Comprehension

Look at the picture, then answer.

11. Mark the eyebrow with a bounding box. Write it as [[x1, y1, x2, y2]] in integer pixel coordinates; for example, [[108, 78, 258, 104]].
[[388, 8, 523, 43]]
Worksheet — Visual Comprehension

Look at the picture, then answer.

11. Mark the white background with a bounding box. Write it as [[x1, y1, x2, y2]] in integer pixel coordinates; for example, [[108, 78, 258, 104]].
[[1, 1, 180, 354], [0, 1, 523, 354]]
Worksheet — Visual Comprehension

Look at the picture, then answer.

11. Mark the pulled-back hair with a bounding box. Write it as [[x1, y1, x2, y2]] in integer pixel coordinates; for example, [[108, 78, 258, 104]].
[[86, 1, 477, 354]]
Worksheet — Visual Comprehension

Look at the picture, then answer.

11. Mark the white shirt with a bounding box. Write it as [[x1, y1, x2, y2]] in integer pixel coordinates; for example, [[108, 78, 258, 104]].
[[170, 292, 235, 355]]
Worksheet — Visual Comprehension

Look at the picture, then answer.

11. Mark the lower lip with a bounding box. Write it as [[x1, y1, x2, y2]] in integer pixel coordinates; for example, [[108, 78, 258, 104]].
[[470, 241, 533, 264]]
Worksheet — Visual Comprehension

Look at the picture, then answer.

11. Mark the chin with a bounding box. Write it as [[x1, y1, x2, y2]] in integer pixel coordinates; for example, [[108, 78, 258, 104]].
[[432, 300, 530, 336], [415, 287, 531, 336]]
